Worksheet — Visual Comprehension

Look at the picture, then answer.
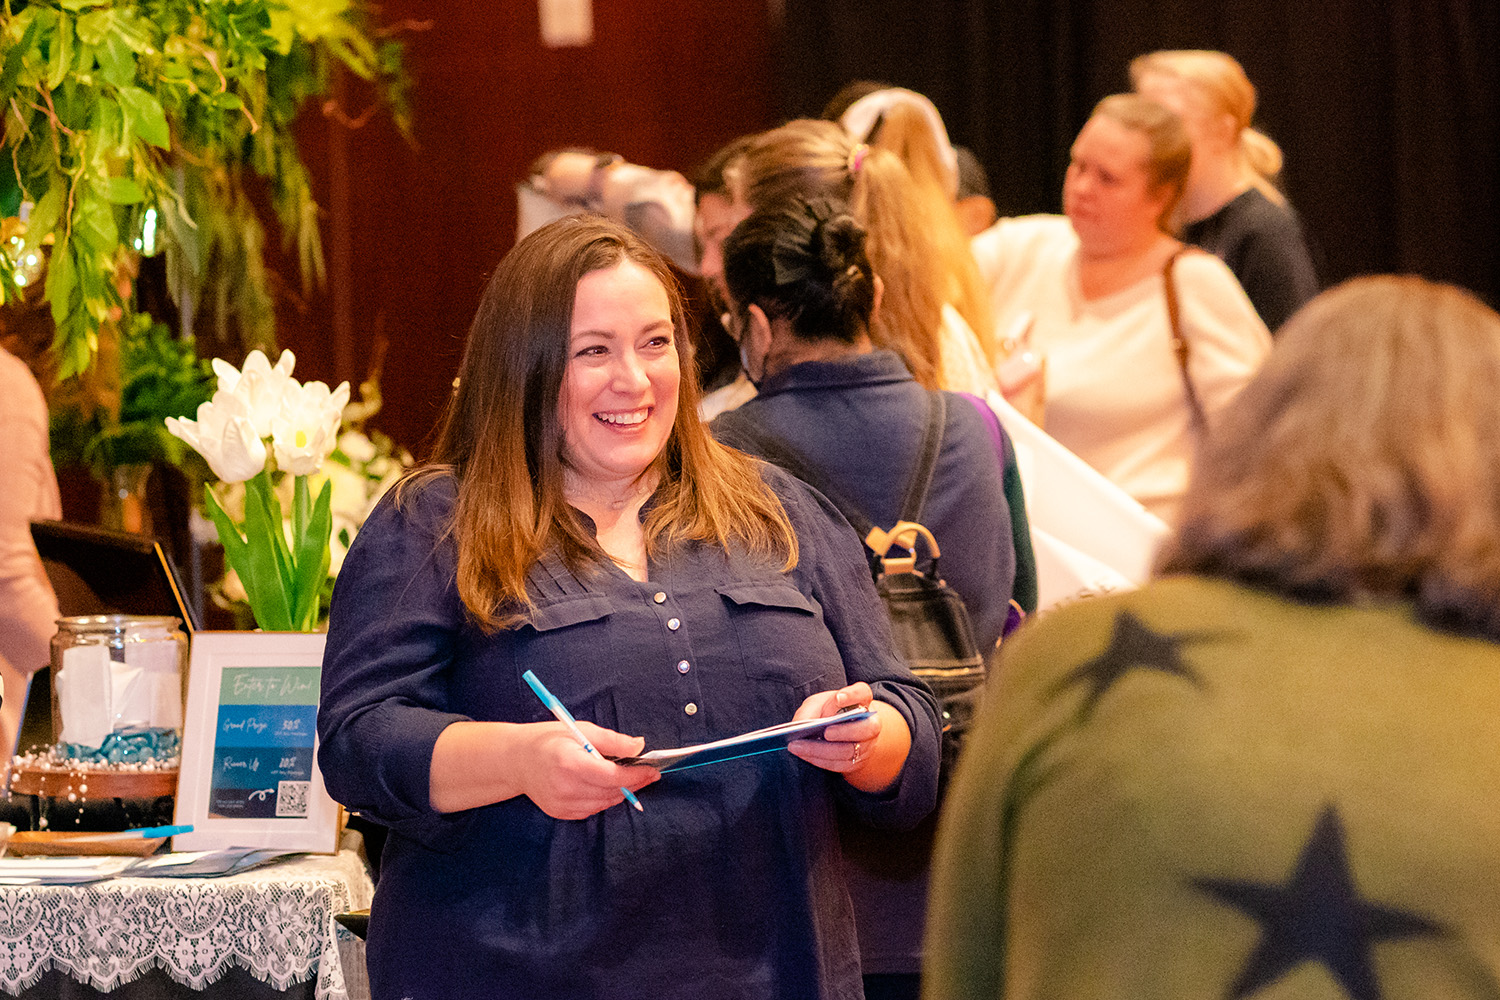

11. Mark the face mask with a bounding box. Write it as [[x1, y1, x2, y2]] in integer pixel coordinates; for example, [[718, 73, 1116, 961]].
[[739, 340, 763, 390], [728, 310, 764, 389]]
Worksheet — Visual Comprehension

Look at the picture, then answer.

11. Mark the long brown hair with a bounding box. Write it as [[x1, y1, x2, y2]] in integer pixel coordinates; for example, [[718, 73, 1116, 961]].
[[730, 119, 994, 388], [409, 215, 797, 629], [1160, 275, 1500, 639]]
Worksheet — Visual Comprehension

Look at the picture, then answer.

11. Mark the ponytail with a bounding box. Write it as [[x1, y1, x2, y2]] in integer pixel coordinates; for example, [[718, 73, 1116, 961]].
[[1240, 126, 1286, 205]]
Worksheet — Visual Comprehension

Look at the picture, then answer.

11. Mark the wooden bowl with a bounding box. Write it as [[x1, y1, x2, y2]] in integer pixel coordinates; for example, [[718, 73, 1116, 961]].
[[8, 764, 178, 801]]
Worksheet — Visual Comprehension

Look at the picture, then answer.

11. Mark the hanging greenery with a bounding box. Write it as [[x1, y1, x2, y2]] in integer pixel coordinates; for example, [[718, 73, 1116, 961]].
[[0, 0, 411, 378], [48, 311, 215, 478]]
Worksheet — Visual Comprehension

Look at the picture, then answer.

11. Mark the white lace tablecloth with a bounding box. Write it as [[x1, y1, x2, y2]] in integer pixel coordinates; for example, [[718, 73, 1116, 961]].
[[0, 849, 373, 999]]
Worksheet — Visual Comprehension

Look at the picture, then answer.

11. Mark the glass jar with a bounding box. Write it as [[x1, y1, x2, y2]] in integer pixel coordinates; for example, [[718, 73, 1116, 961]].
[[49, 615, 187, 759]]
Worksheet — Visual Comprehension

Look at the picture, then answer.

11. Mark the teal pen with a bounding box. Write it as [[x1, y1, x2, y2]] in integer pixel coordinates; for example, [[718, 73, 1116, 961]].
[[522, 670, 645, 813]]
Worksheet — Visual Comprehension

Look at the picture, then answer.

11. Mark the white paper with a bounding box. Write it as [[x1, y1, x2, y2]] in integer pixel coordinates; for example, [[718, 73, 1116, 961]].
[[0, 857, 137, 884], [538, 0, 592, 47], [125, 639, 183, 729], [1030, 527, 1138, 609], [131, 852, 211, 868], [58, 645, 113, 749], [111, 664, 151, 729], [983, 390, 1170, 608]]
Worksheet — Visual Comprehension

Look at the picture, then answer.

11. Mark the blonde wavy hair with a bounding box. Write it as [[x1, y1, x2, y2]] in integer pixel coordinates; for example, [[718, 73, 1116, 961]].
[[728, 119, 994, 389], [1160, 275, 1500, 640], [1129, 49, 1286, 207]]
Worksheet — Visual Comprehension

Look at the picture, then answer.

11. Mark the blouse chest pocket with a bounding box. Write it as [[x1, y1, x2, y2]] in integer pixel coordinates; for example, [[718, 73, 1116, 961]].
[[716, 582, 844, 702], [514, 594, 620, 730]]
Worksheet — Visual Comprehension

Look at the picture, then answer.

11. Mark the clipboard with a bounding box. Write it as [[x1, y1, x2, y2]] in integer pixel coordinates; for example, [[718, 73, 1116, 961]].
[[608, 706, 875, 773]]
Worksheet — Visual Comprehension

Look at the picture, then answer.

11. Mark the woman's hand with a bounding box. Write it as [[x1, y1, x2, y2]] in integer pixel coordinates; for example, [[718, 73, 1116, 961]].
[[788, 682, 911, 793], [518, 722, 661, 820], [429, 720, 659, 819]]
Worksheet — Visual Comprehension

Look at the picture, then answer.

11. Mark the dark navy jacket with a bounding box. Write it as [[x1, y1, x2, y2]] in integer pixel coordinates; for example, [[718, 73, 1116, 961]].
[[318, 468, 941, 999], [713, 349, 1029, 977], [712, 350, 1027, 653]]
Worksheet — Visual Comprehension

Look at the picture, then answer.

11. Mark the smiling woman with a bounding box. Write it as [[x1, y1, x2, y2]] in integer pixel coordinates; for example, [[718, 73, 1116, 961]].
[[561, 261, 680, 531], [560, 259, 681, 580], [315, 215, 943, 1000]]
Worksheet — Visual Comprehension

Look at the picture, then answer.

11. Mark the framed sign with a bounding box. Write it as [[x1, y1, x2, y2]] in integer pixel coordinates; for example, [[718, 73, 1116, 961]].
[[173, 631, 340, 853]]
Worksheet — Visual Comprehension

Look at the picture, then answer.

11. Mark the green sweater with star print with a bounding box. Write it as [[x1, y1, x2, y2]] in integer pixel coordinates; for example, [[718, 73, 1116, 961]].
[[923, 575, 1500, 1000]]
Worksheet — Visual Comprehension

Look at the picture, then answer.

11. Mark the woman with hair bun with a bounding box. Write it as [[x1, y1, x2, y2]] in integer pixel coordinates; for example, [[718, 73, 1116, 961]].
[[713, 196, 1034, 1000], [1131, 49, 1319, 331], [732, 119, 1001, 397]]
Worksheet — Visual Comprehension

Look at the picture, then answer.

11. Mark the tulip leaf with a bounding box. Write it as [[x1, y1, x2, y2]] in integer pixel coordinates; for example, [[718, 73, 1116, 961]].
[[292, 473, 311, 547], [245, 470, 296, 600], [205, 483, 292, 631], [241, 473, 299, 630], [290, 477, 333, 631]]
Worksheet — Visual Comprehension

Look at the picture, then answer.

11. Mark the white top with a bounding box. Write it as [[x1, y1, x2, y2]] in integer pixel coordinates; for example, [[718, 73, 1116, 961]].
[[971, 215, 1270, 524], [936, 304, 1002, 396], [0, 346, 61, 754]]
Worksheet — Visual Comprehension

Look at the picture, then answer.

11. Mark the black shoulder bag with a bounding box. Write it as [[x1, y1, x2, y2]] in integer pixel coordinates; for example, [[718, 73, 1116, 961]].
[[723, 392, 987, 779]]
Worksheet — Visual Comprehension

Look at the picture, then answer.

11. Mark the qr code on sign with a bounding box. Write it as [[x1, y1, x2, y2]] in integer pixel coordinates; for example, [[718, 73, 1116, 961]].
[[276, 781, 310, 817]]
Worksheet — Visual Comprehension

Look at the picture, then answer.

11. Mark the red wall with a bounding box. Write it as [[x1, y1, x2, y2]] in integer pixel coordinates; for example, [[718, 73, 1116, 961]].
[[278, 2, 776, 455]]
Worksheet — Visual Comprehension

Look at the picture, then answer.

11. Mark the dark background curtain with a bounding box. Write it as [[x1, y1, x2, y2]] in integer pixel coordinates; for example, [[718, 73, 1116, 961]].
[[261, 2, 1497, 455], [780, 0, 1500, 307], [278, 0, 776, 454]]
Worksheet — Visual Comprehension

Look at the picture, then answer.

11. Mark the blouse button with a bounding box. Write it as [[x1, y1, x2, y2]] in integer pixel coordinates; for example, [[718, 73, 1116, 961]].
[[653, 592, 667, 604], [676, 659, 690, 674], [667, 617, 681, 631], [684, 702, 698, 716]]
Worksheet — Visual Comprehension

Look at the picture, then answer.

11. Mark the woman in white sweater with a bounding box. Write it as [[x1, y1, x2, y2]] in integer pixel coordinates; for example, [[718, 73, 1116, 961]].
[[972, 93, 1270, 525]]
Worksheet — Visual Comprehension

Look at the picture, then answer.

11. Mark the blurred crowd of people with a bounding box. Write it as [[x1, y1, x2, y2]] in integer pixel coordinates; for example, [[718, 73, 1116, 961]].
[[4, 37, 1494, 1000], [479, 47, 1496, 1000]]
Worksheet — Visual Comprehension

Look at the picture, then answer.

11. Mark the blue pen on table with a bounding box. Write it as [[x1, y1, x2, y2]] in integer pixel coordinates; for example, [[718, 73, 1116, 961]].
[[55, 824, 193, 843], [522, 670, 645, 813]]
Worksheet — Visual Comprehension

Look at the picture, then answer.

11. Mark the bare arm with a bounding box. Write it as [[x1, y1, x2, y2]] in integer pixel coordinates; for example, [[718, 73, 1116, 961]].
[[429, 719, 660, 820]]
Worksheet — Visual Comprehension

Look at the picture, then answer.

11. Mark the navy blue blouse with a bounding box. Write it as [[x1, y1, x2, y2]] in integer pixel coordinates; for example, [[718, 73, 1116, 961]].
[[317, 467, 941, 1000]]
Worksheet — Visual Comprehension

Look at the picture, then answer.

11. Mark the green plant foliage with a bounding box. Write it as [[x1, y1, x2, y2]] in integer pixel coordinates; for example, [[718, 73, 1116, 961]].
[[206, 466, 330, 631], [0, 0, 410, 377], [50, 310, 215, 476]]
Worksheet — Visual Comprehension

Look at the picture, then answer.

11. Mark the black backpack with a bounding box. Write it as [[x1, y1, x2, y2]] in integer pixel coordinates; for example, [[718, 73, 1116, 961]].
[[722, 392, 987, 779]]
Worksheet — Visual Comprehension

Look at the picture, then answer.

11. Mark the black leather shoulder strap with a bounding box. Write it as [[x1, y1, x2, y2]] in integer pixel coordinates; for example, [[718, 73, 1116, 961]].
[[899, 391, 946, 524]]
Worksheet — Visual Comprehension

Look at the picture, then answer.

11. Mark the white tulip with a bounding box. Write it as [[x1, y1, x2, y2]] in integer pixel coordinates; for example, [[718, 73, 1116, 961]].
[[337, 429, 378, 464], [213, 349, 298, 438], [271, 379, 352, 476], [221, 566, 249, 604], [165, 390, 268, 483]]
